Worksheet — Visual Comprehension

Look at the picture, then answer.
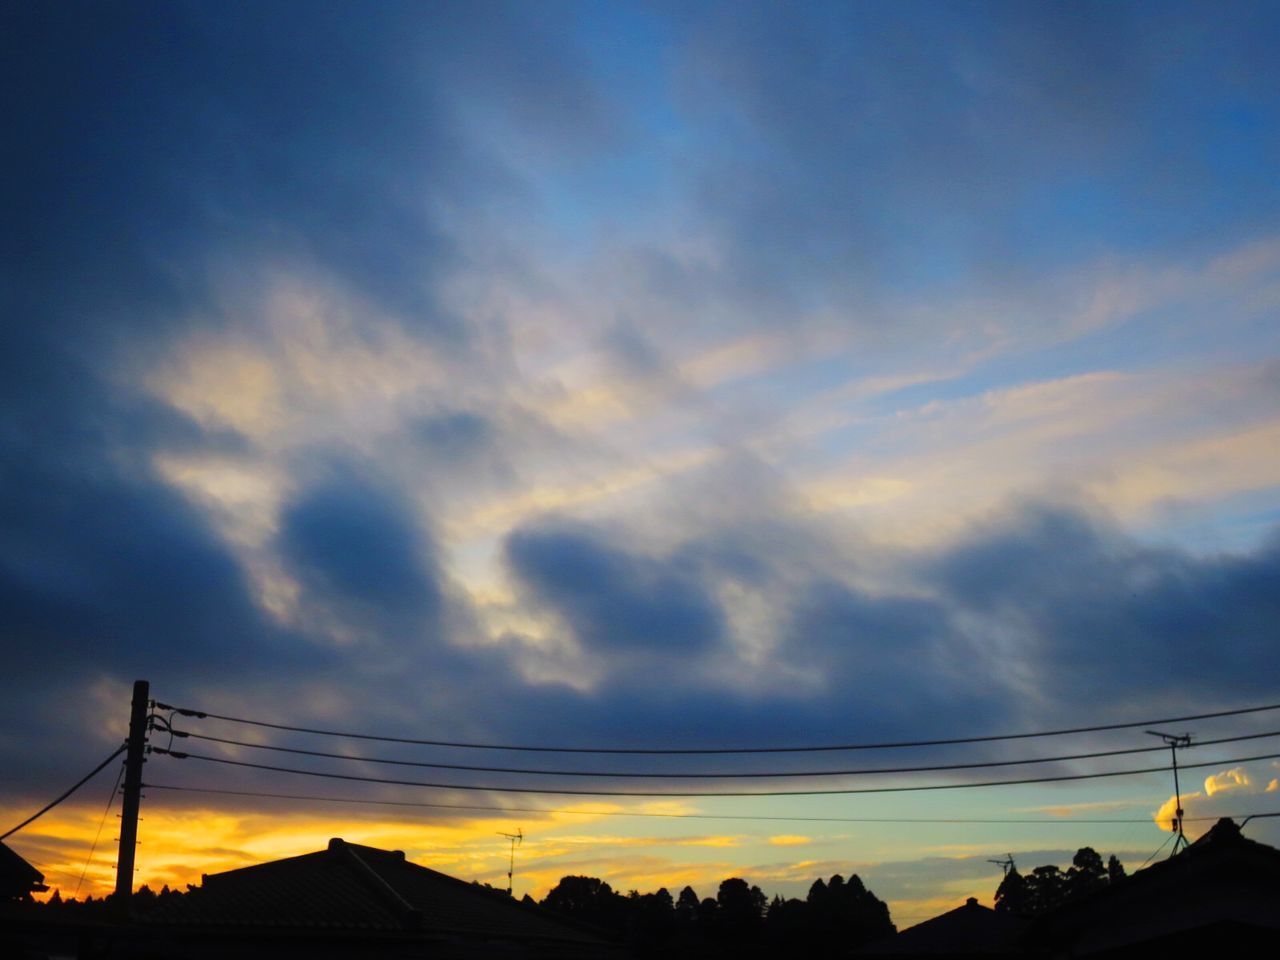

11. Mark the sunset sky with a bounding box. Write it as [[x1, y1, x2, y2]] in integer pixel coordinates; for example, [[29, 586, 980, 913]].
[[4, 0, 1280, 925]]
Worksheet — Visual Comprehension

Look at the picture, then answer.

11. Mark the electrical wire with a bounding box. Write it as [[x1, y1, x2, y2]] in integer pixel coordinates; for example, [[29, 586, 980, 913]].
[[1240, 812, 1280, 827], [0, 744, 128, 841], [74, 759, 126, 898], [142, 783, 1263, 826], [1138, 831, 1177, 869], [152, 699, 1280, 754], [168, 727, 1280, 779], [149, 747, 1280, 798]]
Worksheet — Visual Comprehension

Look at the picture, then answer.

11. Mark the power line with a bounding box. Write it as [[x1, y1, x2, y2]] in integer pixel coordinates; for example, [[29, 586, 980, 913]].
[[152, 699, 1280, 755], [1240, 812, 1280, 826], [75, 760, 126, 898], [144, 783, 1269, 826], [1138, 831, 1177, 869], [168, 727, 1280, 779], [150, 747, 1280, 798], [1, 744, 127, 841]]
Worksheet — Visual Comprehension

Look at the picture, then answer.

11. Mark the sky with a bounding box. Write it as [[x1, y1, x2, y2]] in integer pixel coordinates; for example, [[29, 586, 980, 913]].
[[3, 0, 1280, 924]]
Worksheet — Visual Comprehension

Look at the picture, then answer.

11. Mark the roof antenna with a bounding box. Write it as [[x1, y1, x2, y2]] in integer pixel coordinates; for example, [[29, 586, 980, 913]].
[[987, 854, 1016, 877], [498, 828, 523, 896], [1146, 730, 1192, 856]]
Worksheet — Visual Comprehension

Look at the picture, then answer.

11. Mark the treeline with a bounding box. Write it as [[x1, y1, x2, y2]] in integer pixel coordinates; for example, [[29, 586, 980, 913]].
[[537, 872, 894, 955], [30, 883, 190, 917], [994, 846, 1126, 917]]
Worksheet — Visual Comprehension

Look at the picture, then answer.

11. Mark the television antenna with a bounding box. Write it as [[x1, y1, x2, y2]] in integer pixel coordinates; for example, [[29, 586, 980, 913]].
[[498, 828, 523, 895], [1146, 730, 1192, 856], [987, 854, 1016, 877]]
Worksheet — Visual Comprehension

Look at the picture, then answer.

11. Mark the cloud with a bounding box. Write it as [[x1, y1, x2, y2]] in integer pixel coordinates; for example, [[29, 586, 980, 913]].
[[505, 521, 726, 655], [1203, 767, 1252, 797], [0, 0, 620, 796], [673, 1, 1280, 303], [1153, 792, 1200, 833], [779, 577, 996, 733], [277, 466, 443, 640], [1152, 761, 1280, 847], [414, 411, 494, 460], [929, 501, 1280, 706]]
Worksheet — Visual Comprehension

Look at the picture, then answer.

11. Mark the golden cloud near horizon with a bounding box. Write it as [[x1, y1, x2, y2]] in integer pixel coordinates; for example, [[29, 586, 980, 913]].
[[768, 835, 813, 846]]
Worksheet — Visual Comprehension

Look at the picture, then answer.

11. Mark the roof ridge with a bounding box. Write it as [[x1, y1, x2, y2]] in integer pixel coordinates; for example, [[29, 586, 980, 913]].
[[329, 838, 422, 930]]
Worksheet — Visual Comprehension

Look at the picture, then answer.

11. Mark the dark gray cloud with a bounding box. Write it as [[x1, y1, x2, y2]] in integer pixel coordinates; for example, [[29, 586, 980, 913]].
[[0, 385, 335, 796], [782, 579, 994, 733], [0, 0, 613, 795], [278, 466, 443, 639], [487, 500, 1280, 757], [506, 521, 726, 655], [930, 503, 1280, 707]]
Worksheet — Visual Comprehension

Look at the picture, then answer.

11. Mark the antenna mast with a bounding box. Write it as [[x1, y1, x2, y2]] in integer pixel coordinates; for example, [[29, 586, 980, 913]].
[[498, 828, 523, 896], [1146, 730, 1192, 856], [987, 854, 1016, 877]]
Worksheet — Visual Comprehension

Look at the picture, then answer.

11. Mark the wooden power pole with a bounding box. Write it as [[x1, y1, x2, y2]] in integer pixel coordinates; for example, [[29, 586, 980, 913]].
[[114, 679, 149, 917]]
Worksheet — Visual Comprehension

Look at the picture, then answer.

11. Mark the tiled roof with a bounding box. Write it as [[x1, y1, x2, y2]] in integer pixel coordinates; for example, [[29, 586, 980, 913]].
[[147, 838, 607, 945]]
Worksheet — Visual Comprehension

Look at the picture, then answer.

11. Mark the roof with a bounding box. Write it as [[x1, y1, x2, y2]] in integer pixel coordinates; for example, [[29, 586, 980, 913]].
[[147, 837, 609, 948], [1030, 818, 1280, 956], [0, 841, 47, 898], [861, 897, 1026, 955]]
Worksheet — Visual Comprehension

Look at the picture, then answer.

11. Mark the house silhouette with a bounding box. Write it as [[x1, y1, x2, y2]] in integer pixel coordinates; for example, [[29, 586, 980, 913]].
[[144, 837, 618, 958], [860, 817, 1280, 958], [0, 841, 47, 902], [861, 896, 1025, 955], [1030, 817, 1280, 957]]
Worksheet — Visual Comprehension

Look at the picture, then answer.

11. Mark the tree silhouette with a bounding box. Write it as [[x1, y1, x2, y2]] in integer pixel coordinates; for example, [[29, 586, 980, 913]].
[[840, 873, 894, 945], [807, 876, 827, 905], [995, 847, 1129, 917], [674, 884, 699, 926], [716, 877, 765, 937], [540, 869, 894, 952], [765, 893, 808, 940], [799, 872, 894, 951], [1067, 847, 1106, 899], [1026, 865, 1065, 915], [1107, 854, 1126, 884], [994, 867, 1030, 915], [627, 887, 675, 945], [541, 874, 622, 929]]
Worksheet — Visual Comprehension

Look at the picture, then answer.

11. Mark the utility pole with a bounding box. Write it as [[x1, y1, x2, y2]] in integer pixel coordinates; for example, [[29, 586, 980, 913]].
[[114, 680, 150, 917], [1146, 729, 1192, 856]]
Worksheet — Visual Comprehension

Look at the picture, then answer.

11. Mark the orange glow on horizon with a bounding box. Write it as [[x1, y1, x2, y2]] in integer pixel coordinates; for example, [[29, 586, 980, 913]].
[[4, 798, 630, 901], [3, 796, 1019, 931]]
